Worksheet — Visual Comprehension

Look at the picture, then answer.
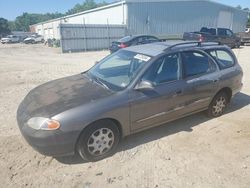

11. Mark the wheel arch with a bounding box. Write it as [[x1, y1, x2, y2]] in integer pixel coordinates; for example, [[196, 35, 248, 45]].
[[74, 118, 123, 153], [214, 87, 232, 103]]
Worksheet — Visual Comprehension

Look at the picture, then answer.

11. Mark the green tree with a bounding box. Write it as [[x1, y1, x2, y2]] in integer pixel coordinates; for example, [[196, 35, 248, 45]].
[[0, 17, 10, 37], [8, 21, 17, 31], [12, 12, 64, 31], [6, 0, 109, 31], [236, 5, 242, 9], [66, 0, 108, 15]]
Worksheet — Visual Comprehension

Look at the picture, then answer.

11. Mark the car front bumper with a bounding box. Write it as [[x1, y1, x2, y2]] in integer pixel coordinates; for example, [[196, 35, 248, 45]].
[[18, 121, 79, 157], [1, 40, 10, 43]]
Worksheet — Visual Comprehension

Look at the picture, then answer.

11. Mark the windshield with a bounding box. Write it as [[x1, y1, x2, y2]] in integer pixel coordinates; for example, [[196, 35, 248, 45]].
[[88, 50, 151, 91]]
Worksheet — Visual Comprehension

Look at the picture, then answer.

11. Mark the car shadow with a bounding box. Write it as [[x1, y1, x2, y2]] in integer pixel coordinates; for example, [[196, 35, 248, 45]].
[[55, 92, 250, 165]]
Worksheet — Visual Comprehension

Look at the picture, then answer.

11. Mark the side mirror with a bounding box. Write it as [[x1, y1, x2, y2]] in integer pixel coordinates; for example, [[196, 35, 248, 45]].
[[134, 80, 154, 91]]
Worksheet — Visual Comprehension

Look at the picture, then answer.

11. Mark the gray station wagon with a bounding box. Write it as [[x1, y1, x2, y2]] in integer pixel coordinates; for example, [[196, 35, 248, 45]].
[[17, 41, 243, 161]]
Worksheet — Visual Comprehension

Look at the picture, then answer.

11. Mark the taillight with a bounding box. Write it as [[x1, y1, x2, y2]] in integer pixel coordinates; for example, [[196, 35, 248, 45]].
[[118, 43, 128, 48], [198, 35, 205, 42]]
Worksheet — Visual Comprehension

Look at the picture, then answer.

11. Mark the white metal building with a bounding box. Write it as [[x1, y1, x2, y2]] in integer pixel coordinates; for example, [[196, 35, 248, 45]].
[[31, 0, 248, 40]]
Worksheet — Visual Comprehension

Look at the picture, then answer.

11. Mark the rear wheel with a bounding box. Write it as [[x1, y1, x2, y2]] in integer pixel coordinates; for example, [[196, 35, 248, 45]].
[[77, 120, 120, 162], [207, 92, 229, 117]]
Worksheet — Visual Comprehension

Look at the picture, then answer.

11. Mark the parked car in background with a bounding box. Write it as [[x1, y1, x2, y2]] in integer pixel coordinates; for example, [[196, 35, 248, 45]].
[[17, 41, 243, 162], [24, 34, 44, 44], [109, 35, 160, 53], [183, 27, 241, 48], [1, 35, 20, 44], [238, 27, 250, 45], [18, 35, 28, 43]]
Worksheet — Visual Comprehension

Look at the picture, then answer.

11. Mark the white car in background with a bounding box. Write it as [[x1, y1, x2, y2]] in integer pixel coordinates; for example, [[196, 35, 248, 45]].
[[1, 35, 20, 44], [24, 34, 44, 44]]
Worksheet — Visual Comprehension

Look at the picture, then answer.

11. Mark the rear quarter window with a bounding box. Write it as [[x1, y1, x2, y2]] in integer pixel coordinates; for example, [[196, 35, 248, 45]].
[[207, 50, 235, 70]]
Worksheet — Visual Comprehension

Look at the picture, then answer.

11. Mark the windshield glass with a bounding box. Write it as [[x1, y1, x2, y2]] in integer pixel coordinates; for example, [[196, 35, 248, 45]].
[[88, 50, 151, 91]]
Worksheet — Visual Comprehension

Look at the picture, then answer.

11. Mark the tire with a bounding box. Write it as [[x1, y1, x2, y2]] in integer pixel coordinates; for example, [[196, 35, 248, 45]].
[[207, 92, 229, 118], [77, 120, 120, 162]]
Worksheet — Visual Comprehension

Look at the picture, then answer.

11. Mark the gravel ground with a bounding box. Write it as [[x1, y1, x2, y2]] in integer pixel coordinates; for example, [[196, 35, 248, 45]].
[[0, 43, 250, 188]]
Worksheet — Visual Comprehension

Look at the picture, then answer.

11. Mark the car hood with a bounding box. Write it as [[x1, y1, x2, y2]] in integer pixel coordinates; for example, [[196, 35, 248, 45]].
[[1, 37, 10, 40], [24, 37, 34, 41], [17, 74, 113, 121]]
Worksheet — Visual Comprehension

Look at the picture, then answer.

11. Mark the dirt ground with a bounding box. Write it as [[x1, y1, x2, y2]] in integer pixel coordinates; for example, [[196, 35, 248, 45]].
[[0, 43, 249, 188]]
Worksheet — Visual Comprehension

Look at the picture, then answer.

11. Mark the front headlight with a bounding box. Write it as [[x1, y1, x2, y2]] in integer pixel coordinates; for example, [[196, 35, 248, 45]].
[[27, 117, 60, 130]]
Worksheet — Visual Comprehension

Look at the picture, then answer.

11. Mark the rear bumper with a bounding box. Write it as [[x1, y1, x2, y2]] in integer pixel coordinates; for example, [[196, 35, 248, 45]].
[[18, 122, 79, 157], [241, 38, 250, 43], [232, 83, 243, 96]]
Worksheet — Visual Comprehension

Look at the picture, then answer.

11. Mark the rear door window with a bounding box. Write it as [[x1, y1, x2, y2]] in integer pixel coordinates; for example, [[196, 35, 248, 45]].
[[207, 50, 235, 69], [181, 51, 216, 78], [218, 28, 226, 36]]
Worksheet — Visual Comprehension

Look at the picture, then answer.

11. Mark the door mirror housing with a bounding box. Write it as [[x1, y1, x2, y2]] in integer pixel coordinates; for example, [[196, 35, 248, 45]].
[[135, 80, 154, 91]]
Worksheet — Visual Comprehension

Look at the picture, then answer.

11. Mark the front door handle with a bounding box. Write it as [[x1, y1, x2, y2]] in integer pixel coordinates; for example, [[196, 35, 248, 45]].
[[175, 90, 182, 95], [170, 90, 182, 98]]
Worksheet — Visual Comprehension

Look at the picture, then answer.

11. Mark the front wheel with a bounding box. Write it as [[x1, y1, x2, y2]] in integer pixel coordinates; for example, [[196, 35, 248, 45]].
[[77, 120, 120, 162], [207, 92, 229, 117]]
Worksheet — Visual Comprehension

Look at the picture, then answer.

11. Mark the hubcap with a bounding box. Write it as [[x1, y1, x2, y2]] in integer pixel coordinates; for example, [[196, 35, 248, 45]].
[[87, 128, 114, 156], [212, 96, 226, 116]]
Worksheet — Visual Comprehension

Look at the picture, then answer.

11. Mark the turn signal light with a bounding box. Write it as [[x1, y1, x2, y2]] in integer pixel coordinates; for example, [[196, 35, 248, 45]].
[[41, 119, 61, 130], [47, 120, 60, 130]]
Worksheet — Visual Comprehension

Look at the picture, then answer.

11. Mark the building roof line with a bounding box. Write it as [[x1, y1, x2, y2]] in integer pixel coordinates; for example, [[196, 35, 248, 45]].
[[125, 0, 248, 13], [30, 1, 126, 26], [31, 0, 248, 27]]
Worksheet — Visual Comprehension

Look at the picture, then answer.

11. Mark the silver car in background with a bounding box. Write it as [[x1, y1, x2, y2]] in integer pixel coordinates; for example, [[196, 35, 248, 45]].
[[17, 41, 243, 161], [1, 35, 20, 44]]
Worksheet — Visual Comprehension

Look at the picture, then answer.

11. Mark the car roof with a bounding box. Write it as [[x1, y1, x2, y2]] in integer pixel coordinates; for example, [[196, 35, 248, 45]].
[[117, 35, 158, 42], [124, 40, 224, 57]]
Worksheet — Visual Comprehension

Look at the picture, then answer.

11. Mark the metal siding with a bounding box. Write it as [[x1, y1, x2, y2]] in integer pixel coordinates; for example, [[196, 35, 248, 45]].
[[60, 24, 127, 53], [32, 0, 248, 52], [127, 1, 247, 37], [66, 5, 125, 24], [232, 10, 248, 33], [33, 3, 127, 40]]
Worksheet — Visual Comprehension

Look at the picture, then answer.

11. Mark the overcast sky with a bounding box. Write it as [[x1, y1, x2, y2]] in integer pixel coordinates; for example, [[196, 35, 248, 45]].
[[0, 0, 249, 21]]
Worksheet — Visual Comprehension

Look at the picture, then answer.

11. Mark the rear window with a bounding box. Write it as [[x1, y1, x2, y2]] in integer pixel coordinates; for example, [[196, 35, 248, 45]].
[[118, 36, 134, 43], [147, 36, 159, 41], [200, 27, 216, 35], [207, 50, 235, 69]]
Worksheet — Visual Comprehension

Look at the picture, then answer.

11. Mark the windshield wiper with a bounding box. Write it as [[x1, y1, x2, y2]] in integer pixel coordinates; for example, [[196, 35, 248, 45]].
[[92, 76, 110, 90]]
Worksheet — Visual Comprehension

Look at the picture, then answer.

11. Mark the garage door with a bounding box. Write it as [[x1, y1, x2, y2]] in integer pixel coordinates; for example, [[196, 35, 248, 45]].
[[217, 11, 233, 29], [48, 28, 53, 39]]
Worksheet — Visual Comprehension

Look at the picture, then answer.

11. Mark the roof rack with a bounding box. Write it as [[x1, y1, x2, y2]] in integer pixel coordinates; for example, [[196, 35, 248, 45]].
[[164, 41, 220, 51]]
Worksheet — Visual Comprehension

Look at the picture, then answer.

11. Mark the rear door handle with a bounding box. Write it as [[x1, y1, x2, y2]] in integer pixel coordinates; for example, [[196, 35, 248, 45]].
[[213, 79, 219, 83]]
